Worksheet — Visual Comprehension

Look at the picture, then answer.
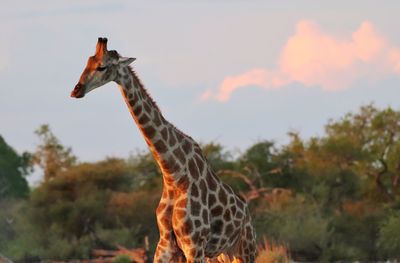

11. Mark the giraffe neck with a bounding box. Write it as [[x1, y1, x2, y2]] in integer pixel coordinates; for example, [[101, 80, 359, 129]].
[[116, 66, 189, 185]]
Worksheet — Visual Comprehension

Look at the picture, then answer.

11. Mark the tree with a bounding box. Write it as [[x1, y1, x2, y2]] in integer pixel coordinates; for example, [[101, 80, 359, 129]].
[[201, 142, 233, 171], [325, 104, 400, 202], [31, 125, 77, 181], [0, 135, 29, 199], [240, 141, 287, 188]]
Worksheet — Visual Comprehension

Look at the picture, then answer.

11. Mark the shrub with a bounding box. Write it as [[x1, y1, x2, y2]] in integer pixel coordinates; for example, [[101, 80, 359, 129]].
[[255, 199, 332, 261], [377, 212, 400, 258], [112, 254, 132, 263], [256, 239, 289, 263], [326, 212, 383, 261]]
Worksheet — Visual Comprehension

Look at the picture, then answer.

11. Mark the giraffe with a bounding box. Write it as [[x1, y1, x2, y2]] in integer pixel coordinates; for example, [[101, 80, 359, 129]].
[[71, 38, 257, 263]]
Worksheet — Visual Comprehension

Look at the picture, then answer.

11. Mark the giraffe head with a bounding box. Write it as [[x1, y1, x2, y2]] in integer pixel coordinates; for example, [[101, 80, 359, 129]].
[[71, 37, 136, 98]]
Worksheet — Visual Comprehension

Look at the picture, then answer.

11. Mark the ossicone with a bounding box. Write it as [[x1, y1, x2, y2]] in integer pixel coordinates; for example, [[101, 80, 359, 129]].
[[96, 37, 108, 55]]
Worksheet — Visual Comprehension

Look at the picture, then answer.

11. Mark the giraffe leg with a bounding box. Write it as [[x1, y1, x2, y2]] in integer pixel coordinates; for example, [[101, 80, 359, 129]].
[[153, 243, 172, 263], [232, 217, 257, 263], [177, 235, 207, 263], [238, 230, 257, 262], [217, 254, 232, 263], [182, 246, 206, 263], [155, 200, 185, 263], [232, 257, 244, 263], [153, 234, 185, 263]]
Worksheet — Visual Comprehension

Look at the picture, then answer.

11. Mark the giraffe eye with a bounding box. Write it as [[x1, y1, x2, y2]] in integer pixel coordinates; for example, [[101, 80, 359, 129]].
[[97, 66, 107, 71]]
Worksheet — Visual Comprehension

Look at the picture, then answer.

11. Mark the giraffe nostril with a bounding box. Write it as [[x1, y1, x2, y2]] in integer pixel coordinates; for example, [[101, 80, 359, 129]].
[[71, 83, 85, 98]]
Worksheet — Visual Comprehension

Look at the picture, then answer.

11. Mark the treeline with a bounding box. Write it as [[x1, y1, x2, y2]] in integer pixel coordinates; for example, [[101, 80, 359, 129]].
[[1, 104, 400, 262]]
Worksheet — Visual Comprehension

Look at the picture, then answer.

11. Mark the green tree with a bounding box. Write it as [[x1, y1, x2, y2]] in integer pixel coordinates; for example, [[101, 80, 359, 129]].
[[240, 141, 294, 189], [31, 125, 77, 181], [378, 212, 400, 258], [29, 158, 132, 238], [201, 142, 233, 171], [19, 157, 159, 259], [324, 104, 400, 202], [0, 135, 29, 199], [126, 150, 161, 191]]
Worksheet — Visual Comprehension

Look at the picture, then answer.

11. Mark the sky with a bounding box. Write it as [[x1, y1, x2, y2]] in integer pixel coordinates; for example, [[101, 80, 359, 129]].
[[1, 1, 400, 184]]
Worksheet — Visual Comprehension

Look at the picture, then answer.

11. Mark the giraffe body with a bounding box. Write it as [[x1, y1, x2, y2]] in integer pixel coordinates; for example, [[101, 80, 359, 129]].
[[71, 38, 256, 263]]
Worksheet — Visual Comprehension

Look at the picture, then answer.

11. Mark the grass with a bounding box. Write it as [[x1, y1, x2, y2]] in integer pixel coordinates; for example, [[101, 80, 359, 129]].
[[255, 239, 290, 263]]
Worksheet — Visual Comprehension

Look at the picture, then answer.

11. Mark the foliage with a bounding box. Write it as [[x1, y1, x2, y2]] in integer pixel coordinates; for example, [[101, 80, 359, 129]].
[[324, 105, 400, 202], [255, 198, 331, 261], [1, 104, 400, 261], [255, 239, 289, 263], [112, 254, 132, 263], [126, 150, 162, 191], [201, 142, 234, 171], [377, 211, 400, 258], [31, 124, 77, 181], [326, 212, 383, 261], [2, 158, 158, 261], [0, 135, 30, 199]]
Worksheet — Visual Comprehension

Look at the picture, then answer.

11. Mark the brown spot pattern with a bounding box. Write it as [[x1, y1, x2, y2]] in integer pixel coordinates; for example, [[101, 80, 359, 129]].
[[138, 114, 150, 125], [190, 183, 199, 198], [211, 219, 223, 234], [208, 194, 216, 205], [211, 205, 223, 216], [218, 189, 228, 205], [176, 176, 189, 191], [190, 199, 201, 216], [206, 173, 218, 191], [174, 209, 186, 220], [143, 101, 151, 112], [176, 198, 187, 208], [182, 140, 192, 155], [194, 155, 204, 174], [160, 127, 168, 141], [181, 219, 193, 236], [133, 105, 142, 116], [202, 209, 209, 225], [154, 140, 167, 153], [154, 112, 162, 126], [199, 180, 207, 204], [168, 133, 177, 146], [143, 126, 156, 138], [161, 156, 179, 174], [173, 147, 186, 165], [176, 132, 184, 142], [188, 159, 198, 179], [223, 209, 231, 221]]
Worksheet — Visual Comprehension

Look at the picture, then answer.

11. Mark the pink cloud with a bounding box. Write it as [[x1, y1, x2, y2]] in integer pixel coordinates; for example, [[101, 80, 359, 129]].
[[198, 89, 213, 102], [216, 69, 289, 102], [206, 20, 400, 102]]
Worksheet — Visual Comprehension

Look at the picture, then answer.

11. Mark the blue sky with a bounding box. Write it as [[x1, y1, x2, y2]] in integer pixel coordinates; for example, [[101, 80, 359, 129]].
[[1, 1, 400, 184]]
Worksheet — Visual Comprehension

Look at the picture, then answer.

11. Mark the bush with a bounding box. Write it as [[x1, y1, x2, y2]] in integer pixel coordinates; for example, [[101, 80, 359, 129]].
[[112, 254, 132, 263], [326, 212, 383, 261], [255, 198, 331, 261], [255, 239, 289, 263], [377, 212, 400, 258]]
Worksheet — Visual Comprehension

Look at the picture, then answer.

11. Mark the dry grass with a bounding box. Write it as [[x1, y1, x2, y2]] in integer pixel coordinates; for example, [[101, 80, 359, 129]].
[[255, 239, 290, 263]]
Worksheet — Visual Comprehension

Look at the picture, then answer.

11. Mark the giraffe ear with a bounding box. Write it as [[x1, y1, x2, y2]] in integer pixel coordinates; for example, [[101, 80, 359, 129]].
[[118, 57, 136, 66]]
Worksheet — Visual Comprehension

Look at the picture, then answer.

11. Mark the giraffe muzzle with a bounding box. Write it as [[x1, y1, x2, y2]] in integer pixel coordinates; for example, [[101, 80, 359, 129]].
[[71, 83, 85, 98]]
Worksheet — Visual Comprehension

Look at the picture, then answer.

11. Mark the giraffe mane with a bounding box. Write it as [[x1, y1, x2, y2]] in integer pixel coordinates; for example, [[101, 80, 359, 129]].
[[126, 65, 196, 143], [127, 65, 161, 112], [111, 51, 189, 142]]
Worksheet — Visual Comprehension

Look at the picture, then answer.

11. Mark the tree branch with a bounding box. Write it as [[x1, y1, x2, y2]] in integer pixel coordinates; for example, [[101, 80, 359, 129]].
[[369, 158, 393, 202]]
